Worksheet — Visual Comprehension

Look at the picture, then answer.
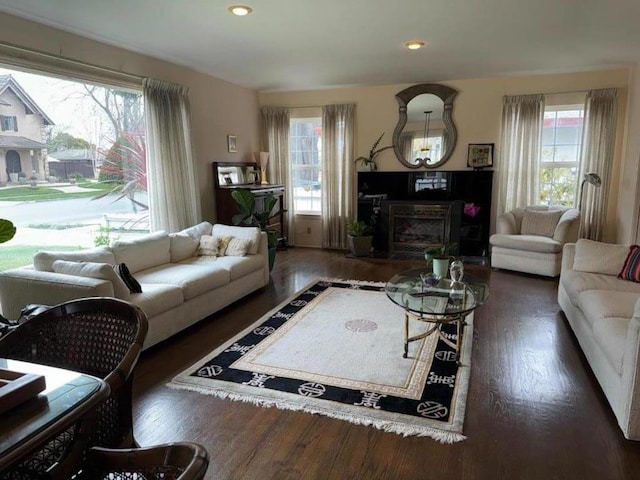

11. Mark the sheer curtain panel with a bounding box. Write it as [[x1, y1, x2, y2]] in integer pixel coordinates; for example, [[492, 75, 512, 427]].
[[321, 104, 355, 249], [578, 88, 618, 240], [260, 107, 293, 244], [497, 94, 545, 216], [143, 78, 200, 232]]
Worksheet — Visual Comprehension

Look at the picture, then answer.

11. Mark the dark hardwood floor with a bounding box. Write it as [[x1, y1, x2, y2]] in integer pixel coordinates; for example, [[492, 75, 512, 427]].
[[132, 248, 640, 479]]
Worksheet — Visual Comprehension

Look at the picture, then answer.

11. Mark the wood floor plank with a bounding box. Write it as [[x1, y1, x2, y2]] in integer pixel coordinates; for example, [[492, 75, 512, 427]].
[[132, 248, 640, 479]]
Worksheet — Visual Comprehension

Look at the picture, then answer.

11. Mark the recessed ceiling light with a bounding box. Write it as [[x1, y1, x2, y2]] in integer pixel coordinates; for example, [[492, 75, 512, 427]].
[[228, 5, 253, 16], [404, 41, 425, 50]]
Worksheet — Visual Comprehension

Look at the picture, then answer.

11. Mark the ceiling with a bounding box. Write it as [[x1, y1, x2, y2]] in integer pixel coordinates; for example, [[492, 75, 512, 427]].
[[0, 0, 639, 92]]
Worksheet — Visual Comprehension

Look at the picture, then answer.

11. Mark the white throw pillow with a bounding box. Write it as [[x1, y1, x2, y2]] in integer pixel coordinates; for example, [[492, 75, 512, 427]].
[[574, 239, 631, 276], [225, 237, 251, 256], [169, 222, 214, 262], [34, 246, 115, 272], [521, 209, 563, 237], [212, 224, 261, 255], [52, 260, 130, 299]]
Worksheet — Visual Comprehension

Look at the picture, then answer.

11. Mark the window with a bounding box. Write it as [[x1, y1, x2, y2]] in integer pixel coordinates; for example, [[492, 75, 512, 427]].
[[410, 133, 442, 162], [539, 105, 584, 206], [0, 115, 17, 131], [289, 117, 322, 214], [0, 66, 147, 272]]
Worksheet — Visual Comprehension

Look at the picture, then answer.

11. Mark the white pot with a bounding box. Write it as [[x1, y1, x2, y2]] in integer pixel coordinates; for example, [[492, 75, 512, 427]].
[[432, 258, 450, 278]]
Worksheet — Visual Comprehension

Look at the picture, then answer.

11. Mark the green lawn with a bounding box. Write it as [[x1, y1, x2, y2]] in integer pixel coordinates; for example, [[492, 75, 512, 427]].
[[0, 182, 113, 202], [0, 245, 82, 271]]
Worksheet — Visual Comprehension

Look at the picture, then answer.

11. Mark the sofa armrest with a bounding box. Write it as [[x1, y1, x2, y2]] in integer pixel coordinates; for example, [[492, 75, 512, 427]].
[[0, 269, 114, 320], [620, 302, 640, 439], [497, 212, 517, 235], [553, 208, 580, 243]]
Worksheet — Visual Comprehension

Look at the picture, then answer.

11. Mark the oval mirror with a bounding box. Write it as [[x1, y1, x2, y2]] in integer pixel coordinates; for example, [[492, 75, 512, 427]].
[[392, 84, 459, 169]]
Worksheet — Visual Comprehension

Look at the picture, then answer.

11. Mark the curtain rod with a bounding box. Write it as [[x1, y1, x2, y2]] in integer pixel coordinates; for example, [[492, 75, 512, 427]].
[[0, 41, 144, 87]]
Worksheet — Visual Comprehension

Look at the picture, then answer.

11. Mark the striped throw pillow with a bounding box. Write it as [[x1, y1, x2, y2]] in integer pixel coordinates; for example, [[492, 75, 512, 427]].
[[618, 245, 640, 283]]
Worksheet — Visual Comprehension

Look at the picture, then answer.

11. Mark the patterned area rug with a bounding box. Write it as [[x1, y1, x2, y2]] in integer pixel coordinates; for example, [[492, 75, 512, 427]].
[[168, 278, 473, 443]]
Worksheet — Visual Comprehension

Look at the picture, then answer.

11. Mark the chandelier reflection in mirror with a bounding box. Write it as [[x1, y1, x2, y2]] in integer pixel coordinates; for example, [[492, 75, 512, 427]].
[[416, 110, 432, 164]]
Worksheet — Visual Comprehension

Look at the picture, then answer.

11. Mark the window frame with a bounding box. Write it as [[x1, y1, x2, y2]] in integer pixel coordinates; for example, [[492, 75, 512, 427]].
[[289, 114, 322, 216]]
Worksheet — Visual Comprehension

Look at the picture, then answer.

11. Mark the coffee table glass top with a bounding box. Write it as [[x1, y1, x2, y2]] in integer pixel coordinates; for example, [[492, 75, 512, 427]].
[[385, 267, 489, 317]]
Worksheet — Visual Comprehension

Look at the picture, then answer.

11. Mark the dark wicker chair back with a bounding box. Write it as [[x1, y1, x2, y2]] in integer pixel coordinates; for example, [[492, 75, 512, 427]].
[[0, 297, 148, 476], [76, 442, 209, 480]]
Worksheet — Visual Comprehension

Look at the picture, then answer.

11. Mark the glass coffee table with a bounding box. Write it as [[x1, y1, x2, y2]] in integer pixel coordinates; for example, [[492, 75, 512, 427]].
[[385, 268, 489, 362]]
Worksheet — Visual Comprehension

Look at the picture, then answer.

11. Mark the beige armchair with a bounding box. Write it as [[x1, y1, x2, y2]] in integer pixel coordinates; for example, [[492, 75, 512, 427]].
[[489, 205, 580, 277]]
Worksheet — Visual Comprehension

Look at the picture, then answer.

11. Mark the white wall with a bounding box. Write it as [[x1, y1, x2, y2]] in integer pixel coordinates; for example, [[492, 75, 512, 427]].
[[0, 12, 260, 224], [260, 69, 630, 244]]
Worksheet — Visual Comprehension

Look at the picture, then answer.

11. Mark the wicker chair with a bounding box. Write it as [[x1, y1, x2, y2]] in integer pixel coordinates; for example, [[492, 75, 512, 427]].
[[74, 443, 209, 480], [0, 297, 148, 479]]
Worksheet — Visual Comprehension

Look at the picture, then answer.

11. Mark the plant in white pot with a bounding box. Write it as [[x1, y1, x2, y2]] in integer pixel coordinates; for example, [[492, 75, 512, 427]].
[[424, 243, 458, 278], [346, 219, 373, 257]]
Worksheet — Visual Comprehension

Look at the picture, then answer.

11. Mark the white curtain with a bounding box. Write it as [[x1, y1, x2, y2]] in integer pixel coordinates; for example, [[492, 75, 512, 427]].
[[321, 104, 355, 249], [578, 88, 618, 240], [143, 78, 200, 232], [497, 94, 545, 216], [260, 107, 294, 244]]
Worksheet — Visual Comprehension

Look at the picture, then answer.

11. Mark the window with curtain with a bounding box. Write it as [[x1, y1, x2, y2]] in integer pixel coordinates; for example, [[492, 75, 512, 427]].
[[410, 132, 443, 163], [539, 105, 584, 205], [289, 116, 322, 214]]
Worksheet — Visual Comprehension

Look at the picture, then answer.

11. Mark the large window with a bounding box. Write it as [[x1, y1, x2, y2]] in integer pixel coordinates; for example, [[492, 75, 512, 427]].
[[0, 66, 147, 271], [289, 117, 322, 214], [410, 133, 442, 163], [539, 105, 584, 206]]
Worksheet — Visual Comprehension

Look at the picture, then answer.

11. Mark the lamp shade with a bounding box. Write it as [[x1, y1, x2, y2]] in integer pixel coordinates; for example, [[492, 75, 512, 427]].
[[584, 172, 602, 187]]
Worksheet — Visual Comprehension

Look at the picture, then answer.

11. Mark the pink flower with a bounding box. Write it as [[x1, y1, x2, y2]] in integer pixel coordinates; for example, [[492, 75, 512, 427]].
[[464, 203, 481, 218]]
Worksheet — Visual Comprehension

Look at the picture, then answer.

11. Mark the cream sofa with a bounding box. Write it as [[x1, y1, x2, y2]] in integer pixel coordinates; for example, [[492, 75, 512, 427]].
[[0, 222, 269, 349], [558, 239, 640, 439], [490, 205, 580, 277]]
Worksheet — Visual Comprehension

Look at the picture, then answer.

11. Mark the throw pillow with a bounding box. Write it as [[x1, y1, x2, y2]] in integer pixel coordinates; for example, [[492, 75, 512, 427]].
[[198, 235, 219, 256], [520, 209, 564, 237], [52, 260, 130, 299], [225, 237, 251, 256], [212, 224, 261, 255], [113, 263, 143, 294], [618, 245, 640, 283], [574, 239, 631, 275]]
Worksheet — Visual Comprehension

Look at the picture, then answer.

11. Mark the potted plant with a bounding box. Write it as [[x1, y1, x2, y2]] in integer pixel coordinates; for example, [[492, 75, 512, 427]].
[[346, 219, 373, 257], [29, 172, 38, 187], [355, 132, 394, 171], [424, 243, 458, 278], [230, 188, 281, 271], [17, 172, 27, 185]]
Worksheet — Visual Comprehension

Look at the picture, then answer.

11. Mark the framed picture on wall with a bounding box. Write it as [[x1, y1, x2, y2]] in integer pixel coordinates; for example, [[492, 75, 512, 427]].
[[467, 143, 494, 168], [227, 135, 237, 153]]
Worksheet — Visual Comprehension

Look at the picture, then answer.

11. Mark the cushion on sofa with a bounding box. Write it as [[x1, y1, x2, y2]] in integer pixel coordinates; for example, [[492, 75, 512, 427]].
[[127, 283, 184, 319], [134, 263, 230, 300], [619, 245, 640, 283], [561, 269, 640, 306], [592, 317, 629, 374], [203, 255, 265, 281], [573, 239, 630, 275], [221, 237, 251, 256], [212, 224, 261, 255], [111, 231, 170, 273], [488, 234, 563, 253], [52, 260, 130, 299], [521, 209, 563, 237], [34, 246, 115, 272], [576, 290, 640, 329], [169, 221, 214, 262]]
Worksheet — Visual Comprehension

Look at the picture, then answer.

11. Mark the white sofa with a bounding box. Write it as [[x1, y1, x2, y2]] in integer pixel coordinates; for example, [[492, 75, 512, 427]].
[[558, 240, 640, 439], [0, 222, 269, 349], [490, 205, 580, 277]]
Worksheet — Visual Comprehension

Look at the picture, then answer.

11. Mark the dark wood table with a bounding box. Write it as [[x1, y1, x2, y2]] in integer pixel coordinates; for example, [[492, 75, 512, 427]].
[[0, 358, 109, 473]]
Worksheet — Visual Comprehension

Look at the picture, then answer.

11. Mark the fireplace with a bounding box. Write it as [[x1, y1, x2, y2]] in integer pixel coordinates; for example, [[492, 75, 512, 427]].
[[357, 170, 492, 258], [383, 201, 461, 260]]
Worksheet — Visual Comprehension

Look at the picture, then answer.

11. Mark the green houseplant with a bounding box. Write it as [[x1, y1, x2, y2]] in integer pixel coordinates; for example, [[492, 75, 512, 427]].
[[355, 132, 394, 171], [0, 218, 16, 244], [346, 219, 373, 257], [230, 188, 281, 271], [424, 243, 458, 278]]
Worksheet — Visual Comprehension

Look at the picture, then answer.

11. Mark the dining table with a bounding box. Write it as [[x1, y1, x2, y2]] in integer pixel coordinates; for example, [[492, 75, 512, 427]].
[[0, 357, 109, 476]]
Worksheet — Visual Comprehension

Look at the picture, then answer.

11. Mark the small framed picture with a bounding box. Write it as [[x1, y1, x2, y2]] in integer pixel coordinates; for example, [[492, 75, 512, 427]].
[[467, 143, 494, 168], [227, 135, 237, 153], [223, 174, 233, 185]]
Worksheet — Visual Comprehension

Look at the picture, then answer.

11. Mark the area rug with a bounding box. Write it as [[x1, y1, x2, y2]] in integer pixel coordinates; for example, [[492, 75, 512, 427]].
[[168, 278, 473, 443]]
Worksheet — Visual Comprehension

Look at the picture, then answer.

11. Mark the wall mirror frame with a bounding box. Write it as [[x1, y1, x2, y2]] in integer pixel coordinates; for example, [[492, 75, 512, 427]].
[[392, 83, 459, 169]]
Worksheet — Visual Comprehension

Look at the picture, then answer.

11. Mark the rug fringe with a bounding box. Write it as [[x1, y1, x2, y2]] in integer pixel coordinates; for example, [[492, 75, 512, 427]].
[[166, 381, 466, 444]]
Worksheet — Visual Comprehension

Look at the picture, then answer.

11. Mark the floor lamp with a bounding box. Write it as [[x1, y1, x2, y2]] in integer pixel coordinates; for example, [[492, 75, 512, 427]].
[[578, 172, 602, 238]]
